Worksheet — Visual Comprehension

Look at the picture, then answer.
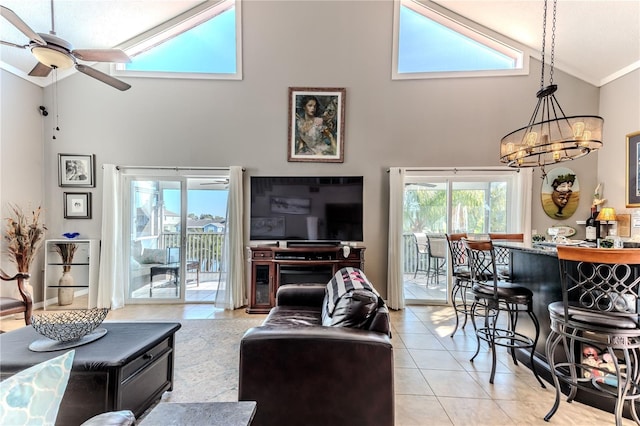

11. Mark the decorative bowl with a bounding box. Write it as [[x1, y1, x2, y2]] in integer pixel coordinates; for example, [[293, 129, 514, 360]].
[[31, 308, 109, 342]]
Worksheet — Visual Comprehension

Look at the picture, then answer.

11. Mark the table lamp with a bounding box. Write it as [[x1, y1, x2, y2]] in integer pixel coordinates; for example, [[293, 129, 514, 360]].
[[596, 207, 617, 237]]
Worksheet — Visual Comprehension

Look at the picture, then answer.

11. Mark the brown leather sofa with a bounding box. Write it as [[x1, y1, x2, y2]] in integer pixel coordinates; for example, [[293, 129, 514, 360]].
[[238, 279, 394, 426]]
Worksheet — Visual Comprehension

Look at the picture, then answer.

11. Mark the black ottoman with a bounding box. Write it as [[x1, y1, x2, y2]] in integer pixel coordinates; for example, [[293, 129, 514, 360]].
[[0, 322, 181, 425]]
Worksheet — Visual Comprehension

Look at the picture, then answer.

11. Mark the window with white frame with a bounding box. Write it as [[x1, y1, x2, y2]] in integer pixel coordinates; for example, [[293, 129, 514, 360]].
[[392, 0, 528, 80], [114, 0, 242, 80]]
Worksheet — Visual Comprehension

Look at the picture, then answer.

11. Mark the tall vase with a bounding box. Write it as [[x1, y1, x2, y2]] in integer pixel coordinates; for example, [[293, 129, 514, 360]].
[[58, 271, 75, 306]]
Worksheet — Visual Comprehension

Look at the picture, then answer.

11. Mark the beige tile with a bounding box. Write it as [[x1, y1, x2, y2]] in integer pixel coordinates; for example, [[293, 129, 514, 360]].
[[392, 333, 407, 349], [399, 333, 448, 350], [389, 309, 422, 322], [395, 367, 434, 395], [411, 349, 466, 371], [496, 395, 638, 425], [395, 394, 452, 426], [394, 347, 418, 368], [436, 333, 479, 352], [392, 320, 433, 334], [421, 370, 492, 398], [438, 396, 515, 425], [466, 370, 549, 401], [448, 349, 516, 375]]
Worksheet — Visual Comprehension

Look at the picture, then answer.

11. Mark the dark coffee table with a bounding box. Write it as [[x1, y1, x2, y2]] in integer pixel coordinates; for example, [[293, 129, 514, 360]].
[[0, 321, 181, 425]]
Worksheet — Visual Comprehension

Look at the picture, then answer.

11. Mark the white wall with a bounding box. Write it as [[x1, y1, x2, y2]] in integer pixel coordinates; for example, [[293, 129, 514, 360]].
[[0, 71, 46, 299], [598, 69, 640, 238], [1, 0, 610, 301]]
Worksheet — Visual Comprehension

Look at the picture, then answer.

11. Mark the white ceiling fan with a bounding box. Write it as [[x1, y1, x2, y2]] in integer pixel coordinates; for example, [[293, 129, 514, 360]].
[[0, 0, 131, 91]]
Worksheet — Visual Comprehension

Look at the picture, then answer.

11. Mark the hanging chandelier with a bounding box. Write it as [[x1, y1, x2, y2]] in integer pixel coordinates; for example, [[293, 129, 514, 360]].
[[499, 0, 604, 168]]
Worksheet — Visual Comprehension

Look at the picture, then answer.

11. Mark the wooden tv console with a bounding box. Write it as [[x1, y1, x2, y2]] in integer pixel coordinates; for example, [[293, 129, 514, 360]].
[[247, 244, 365, 314]]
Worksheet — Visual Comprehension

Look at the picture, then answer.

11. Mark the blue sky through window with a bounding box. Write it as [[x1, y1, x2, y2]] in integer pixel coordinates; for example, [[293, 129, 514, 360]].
[[125, 7, 236, 74], [398, 5, 516, 73], [164, 189, 229, 218]]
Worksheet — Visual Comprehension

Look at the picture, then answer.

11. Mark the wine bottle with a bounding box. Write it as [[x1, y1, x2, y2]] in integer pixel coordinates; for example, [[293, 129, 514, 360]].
[[585, 206, 600, 242]]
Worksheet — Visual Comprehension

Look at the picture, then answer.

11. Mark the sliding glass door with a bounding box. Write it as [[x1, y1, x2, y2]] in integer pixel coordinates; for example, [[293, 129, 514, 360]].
[[184, 178, 228, 303], [124, 174, 228, 304], [402, 169, 525, 305]]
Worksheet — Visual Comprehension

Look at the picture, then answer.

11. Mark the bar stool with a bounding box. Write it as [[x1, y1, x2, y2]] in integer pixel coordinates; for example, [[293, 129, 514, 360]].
[[545, 246, 640, 426], [446, 233, 471, 337], [426, 234, 447, 287], [489, 233, 524, 281], [412, 233, 430, 279], [463, 238, 546, 387]]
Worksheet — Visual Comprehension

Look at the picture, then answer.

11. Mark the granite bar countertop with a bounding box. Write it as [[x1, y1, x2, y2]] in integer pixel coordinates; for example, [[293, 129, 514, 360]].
[[492, 241, 560, 257]]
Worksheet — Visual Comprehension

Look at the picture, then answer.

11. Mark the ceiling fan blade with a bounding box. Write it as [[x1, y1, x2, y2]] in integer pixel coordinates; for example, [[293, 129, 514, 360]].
[[0, 39, 28, 49], [28, 62, 52, 77], [75, 64, 131, 91], [0, 6, 46, 45], [72, 49, 131, 63]]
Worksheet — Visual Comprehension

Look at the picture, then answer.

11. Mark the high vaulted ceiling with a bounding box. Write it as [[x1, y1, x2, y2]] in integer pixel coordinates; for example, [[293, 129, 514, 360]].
[[1, 0, 638, 88]]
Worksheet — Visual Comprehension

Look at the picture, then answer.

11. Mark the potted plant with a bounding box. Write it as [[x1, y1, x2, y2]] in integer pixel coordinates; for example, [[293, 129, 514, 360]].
[[4, 204, 46, 298], [54, 243, 77, 305]]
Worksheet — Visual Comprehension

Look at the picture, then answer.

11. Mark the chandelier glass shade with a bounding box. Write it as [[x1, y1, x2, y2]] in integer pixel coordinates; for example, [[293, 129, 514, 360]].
[[499, 0, 603, 168]]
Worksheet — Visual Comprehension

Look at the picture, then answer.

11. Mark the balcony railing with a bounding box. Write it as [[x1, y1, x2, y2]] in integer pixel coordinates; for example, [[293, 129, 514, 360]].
[[159, 233, 421, 274], [161, 232, 224, 273]]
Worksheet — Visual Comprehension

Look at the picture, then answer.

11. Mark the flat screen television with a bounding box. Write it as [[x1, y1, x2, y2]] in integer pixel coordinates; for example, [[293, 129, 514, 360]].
[[250, 176, 363, 242]]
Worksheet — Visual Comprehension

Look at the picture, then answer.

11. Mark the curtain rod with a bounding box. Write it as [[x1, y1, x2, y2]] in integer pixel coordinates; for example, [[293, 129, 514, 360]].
[[114, 165, 245, 171], [387, 167, 520, 173]]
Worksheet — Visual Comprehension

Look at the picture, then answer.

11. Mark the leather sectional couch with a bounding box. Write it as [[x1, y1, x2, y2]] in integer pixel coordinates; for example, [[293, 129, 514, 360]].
[[238, 268, 394, 426]]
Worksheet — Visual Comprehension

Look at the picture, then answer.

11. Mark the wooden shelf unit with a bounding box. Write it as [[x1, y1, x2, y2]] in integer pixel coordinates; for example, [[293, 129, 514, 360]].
[[43, 239, 100, 310], [247, 245, 365, 314]]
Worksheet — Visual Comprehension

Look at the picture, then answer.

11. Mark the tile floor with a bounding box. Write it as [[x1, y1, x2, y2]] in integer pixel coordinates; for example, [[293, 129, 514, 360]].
[[1, 303, 634, 425]]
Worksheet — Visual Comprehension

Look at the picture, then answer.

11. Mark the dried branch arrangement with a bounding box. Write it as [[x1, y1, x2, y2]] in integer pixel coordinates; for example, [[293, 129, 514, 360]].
[[4, 204, 46, 273]]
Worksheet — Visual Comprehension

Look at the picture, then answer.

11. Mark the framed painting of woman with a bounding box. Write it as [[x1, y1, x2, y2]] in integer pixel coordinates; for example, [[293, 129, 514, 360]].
[[288, 87, 345, 163]]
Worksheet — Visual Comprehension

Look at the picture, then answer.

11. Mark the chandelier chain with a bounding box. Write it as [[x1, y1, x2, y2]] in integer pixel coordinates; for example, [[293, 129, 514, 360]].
[[499, 0, 603, 169], [540, 0, 548, 89], [550, 0, 557, 85]]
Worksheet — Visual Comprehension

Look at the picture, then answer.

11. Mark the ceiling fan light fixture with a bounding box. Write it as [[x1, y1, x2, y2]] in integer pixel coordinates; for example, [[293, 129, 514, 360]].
[[499, 0, 603, 169], [31, 45, 74, 69], [2, 3, 130, 90]]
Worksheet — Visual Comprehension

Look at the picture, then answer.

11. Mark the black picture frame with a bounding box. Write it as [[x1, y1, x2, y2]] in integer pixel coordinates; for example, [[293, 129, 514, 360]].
[[64, 192, 92, 219], [58, 153, 95, 187], [626, 131, 640, 207]]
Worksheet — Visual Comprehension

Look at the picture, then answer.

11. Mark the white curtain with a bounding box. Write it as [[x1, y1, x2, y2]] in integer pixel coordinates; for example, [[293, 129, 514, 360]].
[[516, 169, 533, 242], [387, 167, 405, 310], [215, 166, 245, 309], [98, 164, 126, 309]]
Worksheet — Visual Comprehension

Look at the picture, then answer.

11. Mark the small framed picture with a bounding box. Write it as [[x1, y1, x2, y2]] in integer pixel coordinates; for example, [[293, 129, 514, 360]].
[[626, 131, 640, 207], [64, 192, 92, 219], [58, 153, 95, 187], [288, 87, 345, 163]]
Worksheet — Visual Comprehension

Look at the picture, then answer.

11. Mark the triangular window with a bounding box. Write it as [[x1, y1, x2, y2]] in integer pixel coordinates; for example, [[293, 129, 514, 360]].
[[114, 0, 241, 80], [393, 0, 527, 79]]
